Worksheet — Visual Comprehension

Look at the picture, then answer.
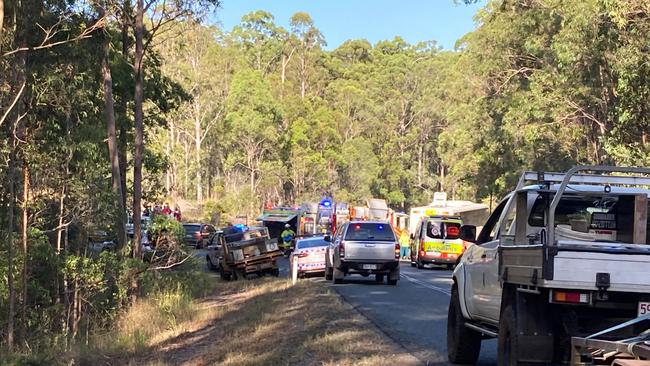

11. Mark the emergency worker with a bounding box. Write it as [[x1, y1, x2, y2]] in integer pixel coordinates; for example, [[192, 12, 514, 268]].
[[280, 224, 295, 252]]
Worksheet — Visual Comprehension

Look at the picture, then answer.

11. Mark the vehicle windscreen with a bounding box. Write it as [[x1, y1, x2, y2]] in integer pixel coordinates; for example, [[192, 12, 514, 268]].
[[425, 220, 461, 240], [345, 223, 395, 241], [297, 239, 328, 249], [183, 225, 201, 233]]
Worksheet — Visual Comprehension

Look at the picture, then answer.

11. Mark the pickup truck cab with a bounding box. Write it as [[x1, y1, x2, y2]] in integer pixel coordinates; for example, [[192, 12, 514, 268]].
[[447, 166, 650, 365], [325, 221, 400, 285]]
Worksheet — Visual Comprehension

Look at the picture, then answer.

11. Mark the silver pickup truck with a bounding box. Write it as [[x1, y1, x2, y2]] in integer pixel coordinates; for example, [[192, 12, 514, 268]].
[[324, 220, 400, 285]]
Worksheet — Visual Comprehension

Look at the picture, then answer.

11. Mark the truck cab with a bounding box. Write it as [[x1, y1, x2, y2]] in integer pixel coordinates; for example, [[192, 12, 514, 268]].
[[448, 166, 650, 365]]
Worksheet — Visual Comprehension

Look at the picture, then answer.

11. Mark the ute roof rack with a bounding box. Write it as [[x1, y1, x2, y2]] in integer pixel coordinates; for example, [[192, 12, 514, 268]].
[[516, 166, 650, 191]]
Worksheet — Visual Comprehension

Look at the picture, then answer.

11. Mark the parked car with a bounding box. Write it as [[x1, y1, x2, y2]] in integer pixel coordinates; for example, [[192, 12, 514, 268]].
[[205, 231, 223, 271], [183, 223, 216, 248], [290, 236, 328, 278], [325, 221, 400, 285], [126, 215, 151, 237], [410, 215, 463, 269]]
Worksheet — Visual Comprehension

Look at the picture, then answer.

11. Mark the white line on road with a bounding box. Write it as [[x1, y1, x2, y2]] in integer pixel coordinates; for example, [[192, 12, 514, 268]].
[[402, 273, 451, 296]]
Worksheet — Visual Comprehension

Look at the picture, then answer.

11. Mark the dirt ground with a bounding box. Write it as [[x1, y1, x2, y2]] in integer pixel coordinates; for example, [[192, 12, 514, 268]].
[[112, 278, 421, 366]]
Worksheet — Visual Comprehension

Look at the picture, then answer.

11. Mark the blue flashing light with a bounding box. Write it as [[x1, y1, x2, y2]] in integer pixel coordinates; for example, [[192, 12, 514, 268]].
[[320, 199, 332, 208], [377, 224, 384, 231]]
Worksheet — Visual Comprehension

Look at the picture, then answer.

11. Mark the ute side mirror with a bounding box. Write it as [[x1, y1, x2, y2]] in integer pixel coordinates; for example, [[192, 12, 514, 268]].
[[460, 225, 477, 243], [324, 235, 331, 242]]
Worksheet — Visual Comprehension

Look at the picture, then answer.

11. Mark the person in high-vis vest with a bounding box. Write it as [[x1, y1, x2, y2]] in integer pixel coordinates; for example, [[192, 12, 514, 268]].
[[280, 224, 296, 252], [399, 230, 410, 259]]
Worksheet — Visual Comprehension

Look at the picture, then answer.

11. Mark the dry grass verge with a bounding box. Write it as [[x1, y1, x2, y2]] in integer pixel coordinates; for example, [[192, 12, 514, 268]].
[[84, 277, 420, 366]]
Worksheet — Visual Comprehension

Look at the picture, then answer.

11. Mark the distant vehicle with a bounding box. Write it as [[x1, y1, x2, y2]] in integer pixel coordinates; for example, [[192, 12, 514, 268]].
[[126, 215, 152, 237], [290, 236, 328, 278], [217, 226, 282, 280], [410, 216, 463, 269], [408, 195, 488, 236], [183, 223, 217, 248], [325, 221, 400, 285], [205, 231, 223, 271]]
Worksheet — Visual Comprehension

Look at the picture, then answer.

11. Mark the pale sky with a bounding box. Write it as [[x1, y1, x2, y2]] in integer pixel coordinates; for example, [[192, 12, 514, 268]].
[[213, 0, 485, 50]]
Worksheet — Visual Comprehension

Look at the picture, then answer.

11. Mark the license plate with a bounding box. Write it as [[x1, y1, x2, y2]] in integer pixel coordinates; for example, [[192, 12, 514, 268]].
[[362, 264, 377, 270], [638, 302, 650, 316]]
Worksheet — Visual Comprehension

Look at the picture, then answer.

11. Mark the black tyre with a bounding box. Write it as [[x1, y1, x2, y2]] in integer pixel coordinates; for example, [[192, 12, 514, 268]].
[[498, 305, 520, 366], [447, 286, 481, 364], [387, 279, 398, 286], [333, 267, 344, 284], [375, 274, 384, 283], [325, 258, 333, 280], [446, 264, 454, 270], [219, 266, 231, 281], [416, 260, 425, 269], [410, 261, 416, 267], [206, 256, 217, 271], [270, 268, 280, 277]]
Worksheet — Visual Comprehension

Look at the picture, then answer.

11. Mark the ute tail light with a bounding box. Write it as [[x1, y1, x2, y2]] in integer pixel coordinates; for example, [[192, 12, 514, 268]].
[[551, 290, 590, 304], [194, 232, 201, 238], [297, 251, 309, 258], [395, 243, 400, 259], [419, 239, 425, 257], [339, 241, 345, 258]]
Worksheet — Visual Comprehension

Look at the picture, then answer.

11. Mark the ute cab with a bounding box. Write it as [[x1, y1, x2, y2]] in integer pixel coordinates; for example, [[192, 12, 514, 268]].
[[410, 216, 463, 269]]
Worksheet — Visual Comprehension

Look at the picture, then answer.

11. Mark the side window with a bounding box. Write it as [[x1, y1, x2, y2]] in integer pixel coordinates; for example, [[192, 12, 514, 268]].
[[501, 203, 517, 236], [476, 197, 510, 244]]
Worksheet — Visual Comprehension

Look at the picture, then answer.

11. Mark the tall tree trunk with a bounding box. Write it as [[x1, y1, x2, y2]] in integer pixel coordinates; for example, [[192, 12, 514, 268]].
[[19, 163, 28, 343], [6, 145, 16, 350], [7, 4, 27, 346], [132, 0, 144, 261], [118, 0, 131, 213], [194, 112, 202, 202], [300, 54, 306, 99], [0, 0, 4, 54], [100, 4, 128, 250]]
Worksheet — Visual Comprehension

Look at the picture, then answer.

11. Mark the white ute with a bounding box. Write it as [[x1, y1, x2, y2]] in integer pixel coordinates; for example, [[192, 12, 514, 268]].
[[447, 166, 650, 365]]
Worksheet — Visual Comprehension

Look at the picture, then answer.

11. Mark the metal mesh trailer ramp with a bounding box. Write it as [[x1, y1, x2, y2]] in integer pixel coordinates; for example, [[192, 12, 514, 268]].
[[571, 314, 650, 365]]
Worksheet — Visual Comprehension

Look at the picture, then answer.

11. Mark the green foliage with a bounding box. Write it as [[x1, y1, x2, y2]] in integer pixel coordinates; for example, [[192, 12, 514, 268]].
[[149, 214, 186, 244]]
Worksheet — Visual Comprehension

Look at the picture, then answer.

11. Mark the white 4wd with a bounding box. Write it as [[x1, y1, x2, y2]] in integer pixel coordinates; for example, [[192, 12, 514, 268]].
[[448, 166, 650, 365]]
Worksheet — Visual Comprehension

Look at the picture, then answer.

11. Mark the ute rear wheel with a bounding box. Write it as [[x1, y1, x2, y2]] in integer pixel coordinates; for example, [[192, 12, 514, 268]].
[[447, 286, 481, 364], [498, 304, 527, 366], [332, 267, 344, 284], [375, 274, 384, 283]]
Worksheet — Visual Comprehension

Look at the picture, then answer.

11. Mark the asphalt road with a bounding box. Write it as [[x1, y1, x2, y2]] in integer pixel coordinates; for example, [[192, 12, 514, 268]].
[[194, 248, 497, 365], [315, 261, 498, 366]]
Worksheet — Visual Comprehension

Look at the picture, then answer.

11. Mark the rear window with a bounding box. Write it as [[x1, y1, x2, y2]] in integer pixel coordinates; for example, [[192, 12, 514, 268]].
[[183, 225, 201, 233], [297, 239, 328, 249], [345, 223, 395, 242], [528, 195, 618, 228], [425, 221, 461, 240]]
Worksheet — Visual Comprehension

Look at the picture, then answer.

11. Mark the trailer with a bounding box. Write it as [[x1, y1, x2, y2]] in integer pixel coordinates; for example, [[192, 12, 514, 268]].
[[217, 226, 282, 281]]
